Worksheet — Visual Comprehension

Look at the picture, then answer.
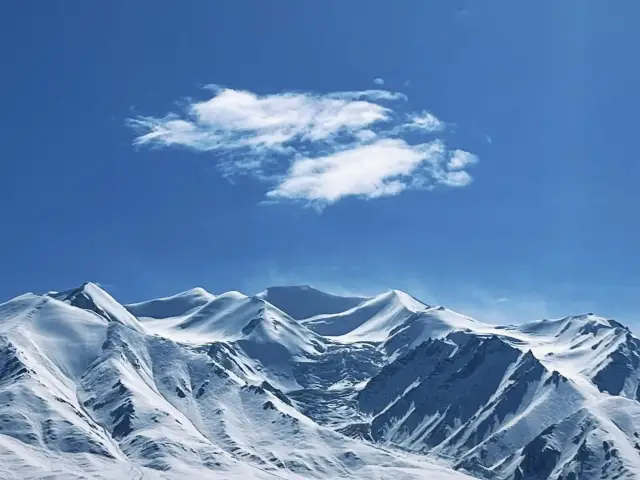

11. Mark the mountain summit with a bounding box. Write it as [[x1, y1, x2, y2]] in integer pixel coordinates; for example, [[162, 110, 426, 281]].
[[1, 283, 638, 479]]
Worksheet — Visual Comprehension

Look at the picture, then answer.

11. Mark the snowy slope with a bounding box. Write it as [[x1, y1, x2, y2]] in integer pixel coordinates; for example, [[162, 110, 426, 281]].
[[129, 290, 328, 391], [300, 290, 482, 360], [131, 290, 323, 351], [381, 306, 485, 358], [126, 287, 215, 320], [2, 283, 640, 479], [301, 290, 427, 339]]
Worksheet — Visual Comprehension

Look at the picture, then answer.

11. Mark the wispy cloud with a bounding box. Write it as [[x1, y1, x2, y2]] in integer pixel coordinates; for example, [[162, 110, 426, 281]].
[[373, 77, 385, 86], [129, 84, 479, 207], [403, 111, 445, 133]]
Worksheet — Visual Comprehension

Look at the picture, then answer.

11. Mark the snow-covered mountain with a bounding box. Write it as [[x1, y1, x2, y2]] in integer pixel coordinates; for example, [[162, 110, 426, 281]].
[[1, 282, 639, 479]]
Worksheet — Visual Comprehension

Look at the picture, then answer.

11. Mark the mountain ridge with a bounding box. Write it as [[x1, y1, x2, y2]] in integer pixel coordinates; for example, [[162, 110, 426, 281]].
[[1, 282, 638, 479]]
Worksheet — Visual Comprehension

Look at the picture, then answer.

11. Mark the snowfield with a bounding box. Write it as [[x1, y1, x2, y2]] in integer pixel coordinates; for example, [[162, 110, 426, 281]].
[[1, 282, 639, 479]]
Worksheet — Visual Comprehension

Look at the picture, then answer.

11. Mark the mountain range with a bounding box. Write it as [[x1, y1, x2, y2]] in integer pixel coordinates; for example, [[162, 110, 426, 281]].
[[1, 282, 639, 479]]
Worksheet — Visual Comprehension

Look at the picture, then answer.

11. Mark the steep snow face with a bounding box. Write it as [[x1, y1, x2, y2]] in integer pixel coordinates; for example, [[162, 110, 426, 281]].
[[0, 295, 134, 476], [256, 285, 366, 320], [0, 335, 122, 462], [0, 293, 110, 380]]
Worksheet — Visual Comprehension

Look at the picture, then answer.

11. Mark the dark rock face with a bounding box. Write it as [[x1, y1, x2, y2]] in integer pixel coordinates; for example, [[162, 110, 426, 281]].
[[358, 337, 456, 415], [110, 400, 135, 439], [60, 284, 117, 323], [592, 333, 640, 399], [516, 427, 562, 480], [0, 340, 31, 384], [337, 423, 373, 442], [355, 329, 591, 478], [241, 314, 264, 336], [260, 381, 293, 406], [365, 334, 525, 449]]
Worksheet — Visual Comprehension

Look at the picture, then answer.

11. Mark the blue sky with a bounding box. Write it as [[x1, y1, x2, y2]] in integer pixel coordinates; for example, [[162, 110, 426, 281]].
[[2, 1, 639, 324]]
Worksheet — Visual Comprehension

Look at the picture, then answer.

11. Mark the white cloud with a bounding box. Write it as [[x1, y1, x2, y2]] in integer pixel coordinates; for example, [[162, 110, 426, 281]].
[[447, 149, 478, 170], [354, 129, 378, 142], [131, 87, 391, 156], [373, 77, 385, 85], [404, 111, 445, 132], [267, 139, 445, 204], [129, 84, 479, 206], [440, 170, 473, 187], [328, 89, 407, 102]]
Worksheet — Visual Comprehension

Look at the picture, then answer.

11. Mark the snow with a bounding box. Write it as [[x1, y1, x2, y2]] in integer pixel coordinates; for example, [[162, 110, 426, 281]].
[[0, 293, 110, 381], [126, 287, 215, 320], [2, 282, 640, 479], [302, 290, 427, 340], [54, 282, 145, 334]]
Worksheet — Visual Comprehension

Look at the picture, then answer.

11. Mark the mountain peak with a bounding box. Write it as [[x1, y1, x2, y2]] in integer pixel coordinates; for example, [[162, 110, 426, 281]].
[[50, 281, 145, 333], [382, 289, 430, 311], [181, 286, 212, 297]]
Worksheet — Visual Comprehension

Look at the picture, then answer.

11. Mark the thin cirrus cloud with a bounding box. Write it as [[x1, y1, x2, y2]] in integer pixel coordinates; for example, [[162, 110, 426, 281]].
[[403, 111, 446, 132], [128, 84, 479, 207]]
